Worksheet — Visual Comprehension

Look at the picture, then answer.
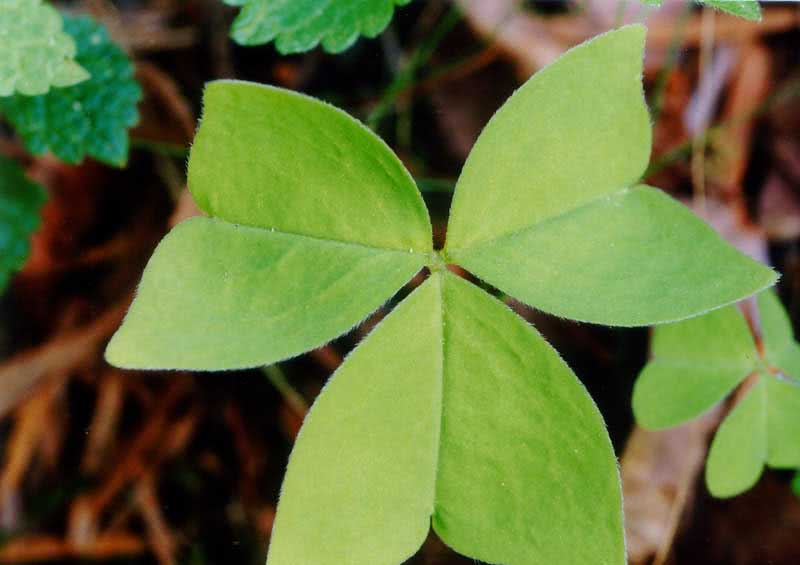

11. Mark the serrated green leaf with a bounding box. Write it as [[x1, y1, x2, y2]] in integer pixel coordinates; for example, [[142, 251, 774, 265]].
[[701, 0, 761, 21], [444, 26, 774, 326], [225, 0, 411, 53], [0, 0, 89, 96], [445, 25, 651, 252], [267, 272, 624, 564], [706, 379, 767, 498], [758, 290, 800, 379], [266, 276, 441, 565], [452, 186, 776, 326], [765, 376, 800, 468], [633, 305, 756, 429], [0, 15, 141, 166], [106, 217, 426, 370], [188, 81, 432, 252], [0, 155, 46, 291], [433, 272, 623, 565]]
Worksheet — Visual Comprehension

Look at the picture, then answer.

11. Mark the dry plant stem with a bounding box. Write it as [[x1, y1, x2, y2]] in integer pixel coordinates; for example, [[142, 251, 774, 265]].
[[691, 7, 715, 217], [82, 370, 126, 473], [0, 298, 129, 418], [0, 533, 145, 562], [135, 474, 177, 565]]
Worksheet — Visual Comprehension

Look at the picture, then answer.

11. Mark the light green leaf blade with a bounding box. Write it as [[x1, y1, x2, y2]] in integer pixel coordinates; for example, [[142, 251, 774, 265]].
[[0, 0, 89, 97], [433, 272, 624, 565], [0, 15, 141, 166], [224, 0, 411, 53], [452, 186, 776, 326], [106, 217, 426, 370], [706, 379, 767, 498], [266, 276, 441, 565], [0, 155, 46, 291], [765, 376, 800, 468], [445, 25, 651, 252], [701, 0, 761, 21], [633, 305, 756, 429], [757, 290, 800, 378], [188, 80, 432, 252]]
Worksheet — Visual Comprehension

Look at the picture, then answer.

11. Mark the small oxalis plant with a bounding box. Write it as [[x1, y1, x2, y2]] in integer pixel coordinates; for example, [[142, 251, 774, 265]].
[[107, 26, 775, 564], [634, 289, 800, 498]]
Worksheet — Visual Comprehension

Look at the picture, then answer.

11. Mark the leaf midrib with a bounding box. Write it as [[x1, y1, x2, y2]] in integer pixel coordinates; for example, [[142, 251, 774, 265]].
[[445, 185, 636, 257], [202, 213, 434, 258]]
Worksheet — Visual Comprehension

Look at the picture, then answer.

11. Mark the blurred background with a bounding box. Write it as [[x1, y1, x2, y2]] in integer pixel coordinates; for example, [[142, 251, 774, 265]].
[[1, 0, 800, 563]]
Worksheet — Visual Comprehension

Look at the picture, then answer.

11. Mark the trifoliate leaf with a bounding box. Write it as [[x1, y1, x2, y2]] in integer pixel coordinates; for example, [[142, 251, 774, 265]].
[[758, 290, 800, 379], [106, 217, 426, 370], [267, 272, 624, 565], [0, 0, 89, 96], [0, 155, 46, 291], [701, 0, 761, 21], [706, 373, 800, 497], [188, 81, 432, 252], [706, 379, 767, 498], [266, 277, 441, 565], [224, 0, 412, 53], [633, 304, 756, 429], [0, 15, 141, 166], [444, 26, 775, 326]]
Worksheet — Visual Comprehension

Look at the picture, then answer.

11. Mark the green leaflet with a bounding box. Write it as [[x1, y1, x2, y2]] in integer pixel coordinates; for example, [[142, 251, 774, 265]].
[[0, 155, 46, 291], [267, 272, 623, 565], [706, 379, 767, 498], [701, 0, 761, 21], [639, 0, 761, 20], [636, 289, 800, 497], [106, 217, 426, 370], [444, 26, 774, 326], [433, 273, 623, 565], [0, 15, 141, 166], [189, 81, 432, 252], [0, 0, 89, 96], [633, 304, 756, 428], [266, 276, 440, 565], [224, 0, 411, 53]]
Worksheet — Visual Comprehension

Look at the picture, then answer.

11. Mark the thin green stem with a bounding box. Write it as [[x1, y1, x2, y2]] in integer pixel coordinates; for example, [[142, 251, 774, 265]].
[[262, 364, 308, 418], [649, 1, 693, 123], [367, 5, 462, 130]]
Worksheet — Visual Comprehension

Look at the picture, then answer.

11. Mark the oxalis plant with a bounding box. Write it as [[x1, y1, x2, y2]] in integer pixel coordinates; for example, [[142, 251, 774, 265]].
[[634, 289, 800, 498], [106, 26, 775, 564]]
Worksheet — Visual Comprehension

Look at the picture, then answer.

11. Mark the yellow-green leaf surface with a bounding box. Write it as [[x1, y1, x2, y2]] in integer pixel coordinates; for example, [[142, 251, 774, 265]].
[[224, 0, 411, 53], [445, 26, 650, 252], [266, 277, 442, 565], [0, 155, 46, 291], [267, 271, 624, 564], [433, 273, 623, 565], [0, 0, 89, 96], [633, 305, 756, 429], [758, 290, 800, 378], [106, 217, 426, 370], [706, 379, 767, 498], [453, 186, 775, 326], [444, 26, 773, 326], [189, 80, 431, 252]]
